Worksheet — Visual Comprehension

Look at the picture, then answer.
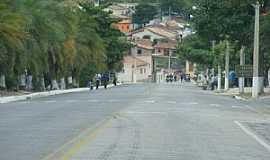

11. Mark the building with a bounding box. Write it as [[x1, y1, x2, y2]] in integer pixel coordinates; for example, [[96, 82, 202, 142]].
[[104, 3, 136, 19], [130, 24, 183, 42], [113, 19, 133, 33], [185, 60, 197, 78], [117, 56, 151, 83], [154, 41, 177, 56]]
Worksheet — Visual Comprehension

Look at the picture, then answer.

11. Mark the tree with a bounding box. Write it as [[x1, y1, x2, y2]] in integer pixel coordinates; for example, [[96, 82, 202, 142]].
[[132, 3, 158, 26], [0, 2, 27, 89], [177, 35, 213, 66]]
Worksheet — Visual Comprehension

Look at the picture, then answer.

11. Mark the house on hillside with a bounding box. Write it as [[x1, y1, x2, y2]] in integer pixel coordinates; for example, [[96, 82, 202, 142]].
[[104, 3, 136, 19], [117, 39, 154, 83], [112, 19, 133, 33], [130, 25, 182, 42], [154, 41, 177, 57], [117, 56, 151, 83]]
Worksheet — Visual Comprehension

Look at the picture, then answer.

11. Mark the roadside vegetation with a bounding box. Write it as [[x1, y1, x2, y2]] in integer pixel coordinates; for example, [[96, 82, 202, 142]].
[[0, 0, 130, 91], [177, 0, 270, 75]]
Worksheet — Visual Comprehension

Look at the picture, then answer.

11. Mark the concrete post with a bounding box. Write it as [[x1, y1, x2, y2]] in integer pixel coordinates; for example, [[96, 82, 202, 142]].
[[133, 56, 137, 83], [239, 46, 245, 94], [252, 2, 262, 98], [218, 65, 222, 91], [224, 40, 230, 91], [168, 51, 171, 74]]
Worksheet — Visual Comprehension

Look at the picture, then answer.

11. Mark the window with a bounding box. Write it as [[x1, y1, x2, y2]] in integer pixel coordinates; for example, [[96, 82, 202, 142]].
[[164, 49, 170, 56], [144, 68, 146, 73], [143, 35, 151, 40], [140, 68, 143, 74], [137, 49, 142, 55]]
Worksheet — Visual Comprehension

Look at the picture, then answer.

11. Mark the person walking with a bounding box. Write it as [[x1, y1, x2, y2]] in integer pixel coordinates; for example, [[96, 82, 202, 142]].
[[95, 74, 100, 90], [113, 77, 117, 86], [89, 79, 93, 90], [180, 73, 184, 83]]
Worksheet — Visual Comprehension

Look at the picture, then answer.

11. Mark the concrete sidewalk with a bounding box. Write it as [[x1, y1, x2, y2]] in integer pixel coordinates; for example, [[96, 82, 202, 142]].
[[0, 84, 118, 104], [213, 87, 270, 100]]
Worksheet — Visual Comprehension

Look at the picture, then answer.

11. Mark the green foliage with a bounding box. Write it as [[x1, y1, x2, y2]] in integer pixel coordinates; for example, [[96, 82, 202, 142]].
[[177, 35, 213, 65], [0, 0, 129, 90], [132, 3, 158, 26]]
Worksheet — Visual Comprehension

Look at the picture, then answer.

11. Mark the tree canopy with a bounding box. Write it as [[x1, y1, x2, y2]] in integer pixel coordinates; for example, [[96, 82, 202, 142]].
[[0, 0, 129, 90]]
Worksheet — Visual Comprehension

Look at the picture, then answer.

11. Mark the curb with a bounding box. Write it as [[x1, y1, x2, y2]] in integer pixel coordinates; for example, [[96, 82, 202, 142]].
[[0, 84, 120, 104], [233, 95, 247, 101]]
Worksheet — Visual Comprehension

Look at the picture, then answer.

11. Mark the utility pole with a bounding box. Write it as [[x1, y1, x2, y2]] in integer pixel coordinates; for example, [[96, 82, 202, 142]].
[[169, 6, 172, 20], [212, 40, 221, 91], [252, 2, 262, 98], [239, 46, 245, 94], [224, 40, 230, 91], [168, 51, 171, 74]]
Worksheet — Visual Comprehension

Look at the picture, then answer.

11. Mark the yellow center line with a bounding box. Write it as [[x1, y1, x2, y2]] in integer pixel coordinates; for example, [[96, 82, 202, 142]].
[[61, 120, 111, 160]]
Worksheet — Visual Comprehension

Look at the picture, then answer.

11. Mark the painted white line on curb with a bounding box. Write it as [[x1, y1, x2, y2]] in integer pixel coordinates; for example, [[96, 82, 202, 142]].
[[234, 121, 270, 152]]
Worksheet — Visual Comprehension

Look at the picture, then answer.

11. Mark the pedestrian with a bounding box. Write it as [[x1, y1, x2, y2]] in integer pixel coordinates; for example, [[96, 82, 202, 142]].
[[101, 73, 109, 89], [95, 74, 100, 90], [174, 75, 177, 82], [113, 77, 117, 86], [180, 73, 184, 83], [89, 79, 93, 90]]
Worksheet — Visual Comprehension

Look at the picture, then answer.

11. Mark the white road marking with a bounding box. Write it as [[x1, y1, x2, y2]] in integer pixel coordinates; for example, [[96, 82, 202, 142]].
[[87, 100, 99, 103], [18, 101, 31, 104], [66, 100, 77, 103], [232, 105, 243, 108], [182, 102, 198, 105], [245, 105, 260, 113], [234, 121, 270, 152], [210, 104, 221, 107], [167, 101, 177, 104], [124, 111, 165, 115], [44, 100, 56, 103], [144, 100, 155, 103], [108, 99, 120, 102]]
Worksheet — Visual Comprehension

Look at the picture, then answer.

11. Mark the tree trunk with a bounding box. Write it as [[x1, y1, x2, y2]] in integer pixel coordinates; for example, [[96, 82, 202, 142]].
[[40, 76, 46, 91], [0, 74, 6, 89], [67, 76, 72, 88], [20, 74, 26, 86], [60, 77, 66, 90], [72, 78, 77, 88], [26, 75, 33, 91], [51, 79, 59, 90]]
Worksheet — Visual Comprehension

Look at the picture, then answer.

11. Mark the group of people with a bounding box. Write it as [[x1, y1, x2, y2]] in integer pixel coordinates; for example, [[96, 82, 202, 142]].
[[197, 74, 218, 90], [166, 73, 189, 83], [88, 73, 117, 90]]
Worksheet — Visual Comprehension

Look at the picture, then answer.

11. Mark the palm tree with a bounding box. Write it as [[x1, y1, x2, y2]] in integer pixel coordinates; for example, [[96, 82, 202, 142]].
[[0, 2, 27, 90]]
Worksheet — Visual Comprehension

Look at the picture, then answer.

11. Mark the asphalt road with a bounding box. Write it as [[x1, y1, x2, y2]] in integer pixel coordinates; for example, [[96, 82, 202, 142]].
[[1, 83, 270, 160]]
